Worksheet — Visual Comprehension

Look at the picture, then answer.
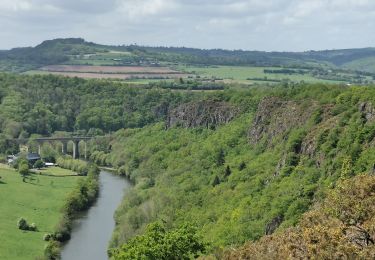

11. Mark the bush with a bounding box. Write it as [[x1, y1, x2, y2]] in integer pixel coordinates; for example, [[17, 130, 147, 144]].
[[44, 241, 61, 260], [48, 163, 99, 244], [34, 160, 44, 169], [18, 160, 29, 179], [17, 217, 37, 231], [29, 223, 37, 231], [43, 233, 52, 241], [17, 217, 28, 230]]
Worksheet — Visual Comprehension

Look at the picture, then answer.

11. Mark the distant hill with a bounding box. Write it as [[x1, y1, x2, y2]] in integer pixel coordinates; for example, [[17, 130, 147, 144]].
[[1, 38, 375, 73], [0, 38, 107, 72]]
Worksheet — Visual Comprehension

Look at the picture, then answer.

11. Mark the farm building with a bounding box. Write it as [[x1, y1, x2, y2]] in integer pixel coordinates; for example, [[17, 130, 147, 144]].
[[8, 153, 41, 166]]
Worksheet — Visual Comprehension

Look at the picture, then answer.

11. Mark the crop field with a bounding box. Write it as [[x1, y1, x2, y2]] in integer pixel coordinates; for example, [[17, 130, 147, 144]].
[[27, 65, 190, 80], [26, 63, 372, 86], [40, 65, 182, 74], [0, 165, 82, 260], [176, 65, 345, 84], [29, 71, 188, 80]]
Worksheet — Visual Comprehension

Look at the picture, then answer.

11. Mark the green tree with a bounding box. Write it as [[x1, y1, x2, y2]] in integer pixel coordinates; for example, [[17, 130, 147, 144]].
[[212, 175, 221, 187], [111, 222, 208, 260], [18, 160, 29, 181], [224, 165, 232, 177], [216, 149, 225, 166], [340, 157, 353, 179], [34, 160, 44, 169]]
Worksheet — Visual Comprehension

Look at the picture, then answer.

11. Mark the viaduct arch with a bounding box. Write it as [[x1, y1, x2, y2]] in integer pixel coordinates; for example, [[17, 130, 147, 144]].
[[18, 136, 93, 159]]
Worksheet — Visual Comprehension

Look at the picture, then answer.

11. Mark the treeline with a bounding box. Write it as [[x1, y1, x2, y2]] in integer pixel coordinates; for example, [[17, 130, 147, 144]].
[[148, 79, 225, 90], [43, 161, 100, 259], [0, 73, 198, 154], [57, 156, 90, 175], [264, 69, 306, 74]]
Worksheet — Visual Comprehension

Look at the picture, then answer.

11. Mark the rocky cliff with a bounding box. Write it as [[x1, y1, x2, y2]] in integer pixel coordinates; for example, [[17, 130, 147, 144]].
[[248, 97, 319, 146], [166, 100, 238, 129]]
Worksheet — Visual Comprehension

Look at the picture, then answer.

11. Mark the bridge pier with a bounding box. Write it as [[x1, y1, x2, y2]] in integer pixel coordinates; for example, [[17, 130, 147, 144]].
[[73, 140, 80, 159], [36, 140, 43, 156], [61, 141, 68, 155], [11, 136, 93, 160], [84, 142, 87, 160]]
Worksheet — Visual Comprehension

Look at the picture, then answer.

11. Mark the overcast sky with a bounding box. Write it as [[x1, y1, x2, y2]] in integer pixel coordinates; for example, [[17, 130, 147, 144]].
[[1, 0, 375, 51]]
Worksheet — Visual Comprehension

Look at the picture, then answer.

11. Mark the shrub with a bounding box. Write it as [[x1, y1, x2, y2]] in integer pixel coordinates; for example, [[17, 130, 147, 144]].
[[43, 233, 52, 241], [44, 241, 61, 260], [48, 162, 99, 245], [17, 217, 37, 231], [17, 217, 28, 230], [18, 161, 29, 179], [29, 223, 37, 231], [34, 160, 44, 169]]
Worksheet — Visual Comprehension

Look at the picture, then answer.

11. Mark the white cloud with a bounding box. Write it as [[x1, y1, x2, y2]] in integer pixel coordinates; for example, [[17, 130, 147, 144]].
[[0, 0, 32, 11], [0, 0, 375, 51]]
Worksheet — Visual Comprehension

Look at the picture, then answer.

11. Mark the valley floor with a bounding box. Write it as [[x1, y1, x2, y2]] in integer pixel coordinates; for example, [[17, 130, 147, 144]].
[[0, 165, 82, 260]]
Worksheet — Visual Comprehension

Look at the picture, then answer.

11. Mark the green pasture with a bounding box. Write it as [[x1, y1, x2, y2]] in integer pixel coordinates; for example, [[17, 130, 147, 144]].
[[176, 65, 343, 84], [0, 165, 82, 260]]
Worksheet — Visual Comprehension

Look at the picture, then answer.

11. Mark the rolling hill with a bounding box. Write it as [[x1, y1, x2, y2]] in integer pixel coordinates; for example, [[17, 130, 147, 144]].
[[1, 38, 375, 74]]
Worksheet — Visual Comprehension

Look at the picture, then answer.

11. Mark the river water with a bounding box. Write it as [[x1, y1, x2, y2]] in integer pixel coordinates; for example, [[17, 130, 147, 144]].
[[61, 171, 130, 260]]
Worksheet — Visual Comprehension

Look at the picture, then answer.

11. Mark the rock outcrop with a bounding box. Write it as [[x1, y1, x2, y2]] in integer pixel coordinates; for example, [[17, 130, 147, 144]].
[[265, 215, 284, 235], [248, 97, 318, 146], [166, 100, 238, 129], [359, 102, 375, 123]]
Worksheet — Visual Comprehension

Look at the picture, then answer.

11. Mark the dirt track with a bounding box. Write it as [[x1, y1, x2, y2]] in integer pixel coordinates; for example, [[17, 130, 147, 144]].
[[40, 65, 181, 74]]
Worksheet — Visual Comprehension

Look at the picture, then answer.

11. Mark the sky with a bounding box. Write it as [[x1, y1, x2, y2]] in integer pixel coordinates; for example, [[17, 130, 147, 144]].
[[1, 0, 375, 51]]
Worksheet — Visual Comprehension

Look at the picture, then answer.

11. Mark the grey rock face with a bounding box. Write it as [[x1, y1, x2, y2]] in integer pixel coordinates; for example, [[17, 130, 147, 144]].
[[248, 97, 318, 146], [166, 100, 238, 129], [265, 215, 284, 235], [359, 102, 375, 122]]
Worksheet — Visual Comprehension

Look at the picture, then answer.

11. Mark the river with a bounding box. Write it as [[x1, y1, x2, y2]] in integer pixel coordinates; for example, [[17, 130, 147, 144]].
[[61, 171, 131, 260]]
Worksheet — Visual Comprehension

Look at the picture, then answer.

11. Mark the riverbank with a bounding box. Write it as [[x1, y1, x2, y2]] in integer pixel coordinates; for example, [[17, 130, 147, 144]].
[[61, 171, 131, 260], [0, 166, 82, 260], [43, 159, 100, 259]]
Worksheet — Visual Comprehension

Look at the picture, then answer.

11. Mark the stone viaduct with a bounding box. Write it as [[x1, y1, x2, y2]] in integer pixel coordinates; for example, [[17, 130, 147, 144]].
[[17, 136, 93, 159]]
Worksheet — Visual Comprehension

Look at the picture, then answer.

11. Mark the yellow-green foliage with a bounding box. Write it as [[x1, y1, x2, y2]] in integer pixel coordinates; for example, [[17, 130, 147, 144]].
[[57, 156, 89, 175], [111, 222, 208, 260], [224, 174, 375, 259], [106, 85, 375, 254]]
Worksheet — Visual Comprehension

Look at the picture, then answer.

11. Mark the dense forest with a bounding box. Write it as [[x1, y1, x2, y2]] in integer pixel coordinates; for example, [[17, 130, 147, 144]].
[[0, 73, 197, 154], [86, 83, 375, 257], [1, 71, 375, 258]]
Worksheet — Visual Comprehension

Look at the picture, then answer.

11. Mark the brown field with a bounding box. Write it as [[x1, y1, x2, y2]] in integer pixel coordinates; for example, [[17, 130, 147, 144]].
[[38, 71, 188, 80], [40, 65, 182, 74]]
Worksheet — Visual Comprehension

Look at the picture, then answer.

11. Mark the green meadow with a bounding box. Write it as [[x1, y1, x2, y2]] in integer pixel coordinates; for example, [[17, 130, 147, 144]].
[[0, 165, 82, 260], [176, 65, 343, 84]]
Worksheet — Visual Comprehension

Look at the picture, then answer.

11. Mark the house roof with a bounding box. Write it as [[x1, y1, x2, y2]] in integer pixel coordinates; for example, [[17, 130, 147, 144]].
[[13, 153, 41, 161], [26, 153, 41, 161]]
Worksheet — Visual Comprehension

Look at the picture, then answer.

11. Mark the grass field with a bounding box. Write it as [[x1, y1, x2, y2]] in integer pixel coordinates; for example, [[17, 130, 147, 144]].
[[176, 65, 344, 84], [0, 165, 82, 260], [25, 63, 369, 86]]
